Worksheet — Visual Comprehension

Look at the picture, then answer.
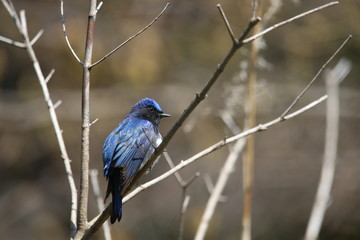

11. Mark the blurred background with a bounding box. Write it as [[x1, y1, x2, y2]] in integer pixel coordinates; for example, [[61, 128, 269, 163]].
[[0, 0, 359, 239]]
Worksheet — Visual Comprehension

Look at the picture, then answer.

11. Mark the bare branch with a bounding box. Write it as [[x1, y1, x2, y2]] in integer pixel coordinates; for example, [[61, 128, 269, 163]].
[[60, 0, 82, 64], [178, 195, 191, 240], [90, 169, 112, 240], [0, 35, 25, 48], [304, 59, 351, 240], [1, 0, 22, 30], [90, 118, 99, 127], [203, 174, 228, 202], [280, 35, 352, 118], [90, 2, 170, 68], [30, 29, 44, 45], [242, 2, 339, 44], [124, 95, 328, 204], [96, 1, 103, 13], [252, 0, 258, 19], [86, 95, 328, 234], [163, 151, 184, 185], [76, 0, 98, 236], [127, 14, 261, 194], [163, 151, 199, 240], [45, 69, 55, 83], [128, 1, 338, 201], [53, 100, 62, 110], [194, 139, 246, 240], [0, 29, 43, 48], [216, 4, 237, 45], [1, 0, 77, 238]]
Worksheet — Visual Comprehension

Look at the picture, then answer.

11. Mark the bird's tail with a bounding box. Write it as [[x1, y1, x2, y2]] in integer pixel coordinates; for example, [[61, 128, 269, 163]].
[[105, 168, 123, 224]]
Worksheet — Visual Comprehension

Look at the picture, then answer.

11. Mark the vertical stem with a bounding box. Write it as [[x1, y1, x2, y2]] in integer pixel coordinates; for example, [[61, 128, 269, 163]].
[[304, 65, 341, 240], [78, 0, 97, 234], [241, 3, 262, 240]]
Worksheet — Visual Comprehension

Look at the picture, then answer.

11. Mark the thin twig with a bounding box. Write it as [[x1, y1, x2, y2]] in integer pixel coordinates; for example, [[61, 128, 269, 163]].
[[1, 1, 78, 238], [90, 2, 170, 68], [252, 0, 257, 19], [60, 0, 82, 64], [90, 169, 112, 240], [30, 29, 44, 45], [304, 59, 351, 240], [163, 151, 185, 185], [45, 69, 55, 83], [216, 4, 237, 44], [90, 118, 99, 127], [243, 1, 339, 44], [96, 1, 103, 13], [280, 35, 352, 118]]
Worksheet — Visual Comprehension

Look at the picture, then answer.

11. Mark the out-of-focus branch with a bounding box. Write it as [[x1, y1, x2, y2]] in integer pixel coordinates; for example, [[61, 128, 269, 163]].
[[195, 138, 246, 240], [241, 4, 262, 240], [163, 151, 199, 240], [90, 170, 112, 240], [90, 2, 170, 68], [0, 0, 77, 238], [304, 58, 351, 240]]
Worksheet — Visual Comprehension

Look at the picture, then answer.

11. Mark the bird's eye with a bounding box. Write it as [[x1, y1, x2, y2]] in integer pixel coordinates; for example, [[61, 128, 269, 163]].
[[148, 107, 155, 112]]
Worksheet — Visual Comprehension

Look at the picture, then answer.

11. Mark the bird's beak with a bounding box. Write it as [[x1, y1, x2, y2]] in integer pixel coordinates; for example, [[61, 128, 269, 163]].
[[160, 112, 171, 118]]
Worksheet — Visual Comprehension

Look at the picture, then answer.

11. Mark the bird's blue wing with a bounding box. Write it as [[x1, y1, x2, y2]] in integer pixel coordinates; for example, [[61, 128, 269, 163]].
[[103, 117, 159, 192]]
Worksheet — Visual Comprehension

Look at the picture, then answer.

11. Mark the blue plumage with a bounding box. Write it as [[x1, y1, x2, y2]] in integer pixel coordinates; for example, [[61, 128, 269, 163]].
[[103, 98, 170, 223]]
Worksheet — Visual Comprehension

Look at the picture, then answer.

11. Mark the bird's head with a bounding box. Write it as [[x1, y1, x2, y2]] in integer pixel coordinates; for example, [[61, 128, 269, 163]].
[[130, 98, 170, 125]]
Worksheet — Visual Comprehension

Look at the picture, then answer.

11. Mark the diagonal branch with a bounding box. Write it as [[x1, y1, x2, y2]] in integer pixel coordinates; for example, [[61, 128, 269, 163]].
[[124, 95, 328, 203], [90, 2, 170, 68], [216, 4, 237, 45], [243, 1, 339, 44], [280, 35, 352, 118], [127, 15, 261, 195], [194, 138, 246, 240], [86, 94, 328, 234], [127, 1, 338, 197]]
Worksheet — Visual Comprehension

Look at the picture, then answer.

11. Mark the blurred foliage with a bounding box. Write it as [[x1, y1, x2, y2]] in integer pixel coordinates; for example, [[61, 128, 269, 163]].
[[0, 0, 360, 240]]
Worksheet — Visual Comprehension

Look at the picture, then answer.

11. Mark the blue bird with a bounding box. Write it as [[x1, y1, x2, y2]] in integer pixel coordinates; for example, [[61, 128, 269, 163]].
[[103, 98, 170, 223]]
